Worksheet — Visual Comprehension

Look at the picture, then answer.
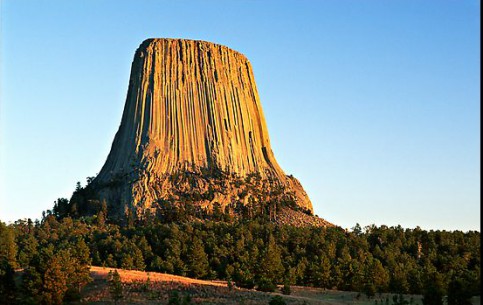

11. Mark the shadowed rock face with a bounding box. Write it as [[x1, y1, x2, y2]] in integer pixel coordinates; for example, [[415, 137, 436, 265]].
[[91, 38, 313, 216]]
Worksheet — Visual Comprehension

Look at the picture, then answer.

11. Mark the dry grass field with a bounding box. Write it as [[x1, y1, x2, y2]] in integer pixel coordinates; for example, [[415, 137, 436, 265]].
[[74, 266, 480, 305]]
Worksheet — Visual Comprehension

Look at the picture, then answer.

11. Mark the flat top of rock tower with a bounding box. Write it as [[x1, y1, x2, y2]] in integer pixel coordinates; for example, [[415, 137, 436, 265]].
[[138, 38, 249, 59]]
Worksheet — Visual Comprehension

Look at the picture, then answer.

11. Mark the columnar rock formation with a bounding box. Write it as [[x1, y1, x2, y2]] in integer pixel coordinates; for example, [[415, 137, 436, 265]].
[[89, 38, 313, 216]]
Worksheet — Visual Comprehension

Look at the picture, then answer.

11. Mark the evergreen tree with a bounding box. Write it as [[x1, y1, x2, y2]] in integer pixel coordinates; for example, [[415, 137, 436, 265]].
[[96, 210, 106, 227], [22, 240, 92, 304], [105, 254, 117, 267], [16, 232, 38, 268], [422, 273, 444, 305], [108, 270, 123, 304], [6, 198, 482, 302], [0, 222, 17, 268], [0, 259, 16, 304], [23, 245, 52, 304], [447, 276, 472, 305], [43, 256, 68, 305], [256, 276, 277, 292], [188, 237, 209, 278], [258, 235, 284, 285], [132, 247, 146, 271], [368, 258, 390, 293], [234, 266, 255, 289], [52, 198, 70, 219], [314, 255, 332, 289], [68, 239, 92, 297], [121, 255, 135, 270], [0, 222, 18, 303]]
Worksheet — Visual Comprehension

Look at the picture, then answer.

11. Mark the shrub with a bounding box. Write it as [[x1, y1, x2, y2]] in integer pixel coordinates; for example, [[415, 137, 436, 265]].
[[256, 277, 276, 292], [281, 283, 291, 295], [269, 295, 287, 305]]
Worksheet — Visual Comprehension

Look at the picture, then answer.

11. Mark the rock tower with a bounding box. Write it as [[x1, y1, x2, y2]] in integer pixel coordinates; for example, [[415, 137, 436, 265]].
[[88, 39, 313, 217]]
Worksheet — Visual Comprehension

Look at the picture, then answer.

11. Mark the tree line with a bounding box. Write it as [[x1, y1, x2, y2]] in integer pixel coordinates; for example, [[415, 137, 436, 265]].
[[1, 197, 480, 304]]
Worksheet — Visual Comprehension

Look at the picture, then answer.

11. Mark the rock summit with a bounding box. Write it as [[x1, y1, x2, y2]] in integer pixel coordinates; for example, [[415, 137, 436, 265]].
[[86, 39, 313, 217]]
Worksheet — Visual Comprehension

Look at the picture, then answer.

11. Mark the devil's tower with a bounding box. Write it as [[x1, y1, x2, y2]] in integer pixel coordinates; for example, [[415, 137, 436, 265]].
[[88, 38, 313, 217]]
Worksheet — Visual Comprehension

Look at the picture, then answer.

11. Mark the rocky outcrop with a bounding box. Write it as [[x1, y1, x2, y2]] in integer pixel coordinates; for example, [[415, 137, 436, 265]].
[[274, 208, 335, 228], [88, 38, 313, 217]]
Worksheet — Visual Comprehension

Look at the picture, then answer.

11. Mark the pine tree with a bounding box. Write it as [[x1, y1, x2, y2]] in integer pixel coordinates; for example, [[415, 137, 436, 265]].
[[368, 258, 389, 293], [422, 272, 444, 305], [17, 232, 38, 268], [0, 222, 17, 268], [105, 254, 116, 267], [108, 270, 123, 304], [121, 255, 135, 270], [0, 222, 18, 303], [21, 241, 92, 305], [42, 254, 68, 305], [314, 255, 331, 289], [0, 259, 16, 304], [132, 247, 146, 271], [96, 210, 106, 227], [258, 235, 284, 284], [69, 239, 92, 295], [188, 237, 209, 278], [447, 276, 472, 305]]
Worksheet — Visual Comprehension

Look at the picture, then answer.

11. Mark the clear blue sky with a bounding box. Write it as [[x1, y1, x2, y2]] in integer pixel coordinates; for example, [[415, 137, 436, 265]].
[[1, 0, 480, 231]]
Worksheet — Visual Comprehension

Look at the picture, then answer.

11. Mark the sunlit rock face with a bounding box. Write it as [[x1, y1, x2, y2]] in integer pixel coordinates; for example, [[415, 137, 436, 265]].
[[90, 38, 313, 216]]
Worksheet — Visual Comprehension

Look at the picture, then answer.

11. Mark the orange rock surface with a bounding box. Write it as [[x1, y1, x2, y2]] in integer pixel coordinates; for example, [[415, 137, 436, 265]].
[[91, 39, 313, 215]]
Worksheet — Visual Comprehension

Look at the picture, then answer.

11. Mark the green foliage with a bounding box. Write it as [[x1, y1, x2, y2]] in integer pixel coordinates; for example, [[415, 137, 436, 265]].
[[234, 268, 256, 289], [23, 246, 78, 305], [422, 272, 444, 305], [108, 270, 123, 304], [256, 277, 277, 292], [281, 282, 291, 295], [259, 235, 284, 284], [168, 290, 192, 305], [0, 258, 16, 304], [447, 275, 473, 305], [227, 278, 234, 291], [6, 198, 482, 302], [19, 217, 92, 305], [364, 258, 389, 297], [188, 236, 209, 278], [42, 253, 68, 305], [52, 198, 71, 219], [0, 221, 17, 268], [14, 219, 38, 268], [269, 295, 287, 305], [0, 221, 18, 303]]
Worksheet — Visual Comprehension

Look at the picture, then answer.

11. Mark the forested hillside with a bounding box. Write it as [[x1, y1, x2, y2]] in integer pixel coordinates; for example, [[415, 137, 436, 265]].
[[0, 200, 479, 304]]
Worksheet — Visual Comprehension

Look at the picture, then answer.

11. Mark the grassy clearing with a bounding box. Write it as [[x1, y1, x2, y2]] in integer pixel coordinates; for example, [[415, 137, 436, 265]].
[[71, 266, 479, 305]]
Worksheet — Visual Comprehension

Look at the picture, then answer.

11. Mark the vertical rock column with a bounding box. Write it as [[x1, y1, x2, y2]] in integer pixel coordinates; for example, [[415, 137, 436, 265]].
[[92, 38, 313, 214]]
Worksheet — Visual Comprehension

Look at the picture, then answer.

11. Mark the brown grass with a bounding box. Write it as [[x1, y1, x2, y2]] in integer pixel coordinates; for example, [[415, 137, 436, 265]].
[[75, 266, 480, 305], [82, 266, 330, 304], [91, 266, 226, 287]]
